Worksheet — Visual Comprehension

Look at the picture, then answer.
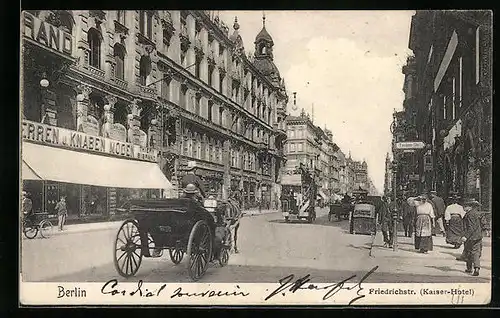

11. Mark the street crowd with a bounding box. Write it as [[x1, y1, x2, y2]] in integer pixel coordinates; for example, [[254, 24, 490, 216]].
[[377, 191, 490, 277]]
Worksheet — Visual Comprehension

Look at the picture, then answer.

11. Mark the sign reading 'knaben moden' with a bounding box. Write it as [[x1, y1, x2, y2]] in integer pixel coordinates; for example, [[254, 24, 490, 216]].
[[22, 120, 158, 162]]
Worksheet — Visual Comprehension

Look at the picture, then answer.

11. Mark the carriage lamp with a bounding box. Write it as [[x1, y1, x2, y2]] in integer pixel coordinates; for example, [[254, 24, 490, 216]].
[[40, 72, 49, 88], [103, 104, 111, 111]]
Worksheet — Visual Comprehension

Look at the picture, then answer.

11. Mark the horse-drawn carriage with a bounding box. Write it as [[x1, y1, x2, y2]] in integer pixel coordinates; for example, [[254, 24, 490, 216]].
[[113, 196, 236, 281], [328, 202, 352, 222], [349, 190, 381, 235]]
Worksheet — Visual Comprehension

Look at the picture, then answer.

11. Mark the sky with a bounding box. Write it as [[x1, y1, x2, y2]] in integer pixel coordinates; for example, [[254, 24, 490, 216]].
[[219, 10, 415, 194]]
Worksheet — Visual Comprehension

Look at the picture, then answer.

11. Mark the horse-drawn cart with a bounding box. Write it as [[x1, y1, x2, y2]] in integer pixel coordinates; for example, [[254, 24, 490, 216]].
[[113, 198, 231, 281]]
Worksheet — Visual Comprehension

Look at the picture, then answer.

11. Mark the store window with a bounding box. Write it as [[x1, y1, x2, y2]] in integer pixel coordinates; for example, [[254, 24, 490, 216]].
[[22, 180, 43, 214], [58, 183, 81, 217], [82, 185, 107, 216]]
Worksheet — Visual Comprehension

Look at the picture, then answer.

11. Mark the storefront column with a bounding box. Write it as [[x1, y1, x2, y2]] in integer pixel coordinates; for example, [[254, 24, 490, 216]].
[[222, 139, 231, 200], [76, 84, 92, 132]]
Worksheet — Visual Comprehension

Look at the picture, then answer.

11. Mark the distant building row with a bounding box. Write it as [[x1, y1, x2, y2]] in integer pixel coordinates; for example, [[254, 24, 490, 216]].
[[283, 109, 377, 200]]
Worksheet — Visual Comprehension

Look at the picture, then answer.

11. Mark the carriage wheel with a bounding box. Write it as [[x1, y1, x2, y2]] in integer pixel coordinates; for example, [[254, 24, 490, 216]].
[[113, 220, 143, 278], [169, 248, 184, 264], [39, 220, 53, 238], [23, 221, 38, 239], [219, 247, 229, 267], [186, 220, 213, 281]]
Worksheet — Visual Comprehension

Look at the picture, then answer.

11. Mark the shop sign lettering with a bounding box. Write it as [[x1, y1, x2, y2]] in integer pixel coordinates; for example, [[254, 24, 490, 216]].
[[22, 120, 158, 162], [22, 11, 73, 57]]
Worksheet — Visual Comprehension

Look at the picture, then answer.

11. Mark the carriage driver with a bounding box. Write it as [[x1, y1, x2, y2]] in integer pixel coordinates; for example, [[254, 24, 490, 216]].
[[181, 161, 206, 202]]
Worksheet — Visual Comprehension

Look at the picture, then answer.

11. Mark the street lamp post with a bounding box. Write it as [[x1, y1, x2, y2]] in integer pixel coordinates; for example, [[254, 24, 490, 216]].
[[392, 160, 398, 252]]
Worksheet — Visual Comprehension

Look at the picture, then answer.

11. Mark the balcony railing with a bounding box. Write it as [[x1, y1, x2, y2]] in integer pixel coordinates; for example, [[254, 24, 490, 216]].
[[136, 84, 157, 99], [88, 65, 105, 78], [111, 77, 128, 90]]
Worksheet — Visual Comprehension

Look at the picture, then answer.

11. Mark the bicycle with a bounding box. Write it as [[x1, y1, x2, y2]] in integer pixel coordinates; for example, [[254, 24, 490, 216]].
[[22, 213, 54, 239]]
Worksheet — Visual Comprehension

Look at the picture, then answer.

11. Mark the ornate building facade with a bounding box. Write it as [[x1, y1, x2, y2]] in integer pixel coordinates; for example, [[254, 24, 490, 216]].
[[21, 10, 289, 219], [396, 10, 492, 209], [283, 110, 340, 201]]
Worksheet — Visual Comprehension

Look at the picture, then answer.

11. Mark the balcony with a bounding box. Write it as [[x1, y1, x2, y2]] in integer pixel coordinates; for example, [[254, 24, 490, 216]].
[[110, 76, 128, 90], [135, 84, 157, 100], [87, 65, 105, 79]]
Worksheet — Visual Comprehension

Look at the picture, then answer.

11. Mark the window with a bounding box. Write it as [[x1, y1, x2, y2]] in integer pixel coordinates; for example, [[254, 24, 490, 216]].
[[298, 143, 303, 152], [290, 130, 295, 138], [180, 87, 187, 109], [290, 144, 296, 152], [195, 95, 201, 116], [208, 65, 214, 87], [219, 108, 224, 126], [459, 57, 463, 108], [219, 74, 224, 94], [475, 27, 480, 84], [113, 44, 125, 80], [139, 55, 152, 86], [161, 75, 170, 100], [117, 10, 126, 25], [208, 101, 213, 122], [139, 11, 153, 39], [452, 77, 456, 120], [195, 56, 201, 78], [88, 28, 101, 68], [443, 95, 447, 120]]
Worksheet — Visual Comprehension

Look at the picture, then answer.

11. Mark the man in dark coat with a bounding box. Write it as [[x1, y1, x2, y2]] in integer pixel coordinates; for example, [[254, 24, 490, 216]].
[[402, 195, 416, 237], [461, 199, 489, 276], [429, 190, 446, 236], [379, 197, 393, 248]]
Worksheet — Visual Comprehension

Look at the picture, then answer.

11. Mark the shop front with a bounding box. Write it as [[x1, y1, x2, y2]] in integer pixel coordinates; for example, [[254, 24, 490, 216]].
[[21, 120, 172, 222]]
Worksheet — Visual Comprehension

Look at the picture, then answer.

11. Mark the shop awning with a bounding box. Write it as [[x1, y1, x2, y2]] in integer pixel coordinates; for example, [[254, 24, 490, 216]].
[[22, 142, 172, 190], [22, 160, 42, 180], [318, 189, 328, 201]]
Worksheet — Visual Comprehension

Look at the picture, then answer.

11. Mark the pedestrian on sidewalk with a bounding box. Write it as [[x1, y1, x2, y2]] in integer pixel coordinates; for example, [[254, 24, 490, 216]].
[[55, 196, 68, 231], [402, 195, 416, 238], [429, 190, 446, 237], [379, 196, 393, 248], [444, 195, 466, 249], [408, 194, 435, 253], [461, 199, 489, 276]]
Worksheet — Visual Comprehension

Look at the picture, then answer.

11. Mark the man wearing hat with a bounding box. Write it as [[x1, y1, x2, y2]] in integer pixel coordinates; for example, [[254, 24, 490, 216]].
[[180, 161, 206, 202], [22, 190, 34, 225], [461, 199, 489, 276], [429, 190, 446, 237]]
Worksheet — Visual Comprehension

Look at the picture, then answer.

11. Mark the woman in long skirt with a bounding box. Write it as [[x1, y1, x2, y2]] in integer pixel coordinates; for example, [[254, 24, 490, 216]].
[[444, 196, 466, 248], [408, 195, 435, 253]]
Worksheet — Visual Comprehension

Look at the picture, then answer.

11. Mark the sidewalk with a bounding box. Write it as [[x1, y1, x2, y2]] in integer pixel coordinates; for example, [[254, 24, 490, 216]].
[[45, 208, 278, 236], [242, 209, 278, 216], [370, 231, 492, 279]]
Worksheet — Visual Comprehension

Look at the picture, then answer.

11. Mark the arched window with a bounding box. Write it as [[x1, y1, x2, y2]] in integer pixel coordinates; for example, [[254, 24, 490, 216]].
[[117, 10, 126, 25], [88, 28, 101, 68], [113, 44, 126, 80], [139, 10, 153, 39], [139, 55, 152, 86]]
